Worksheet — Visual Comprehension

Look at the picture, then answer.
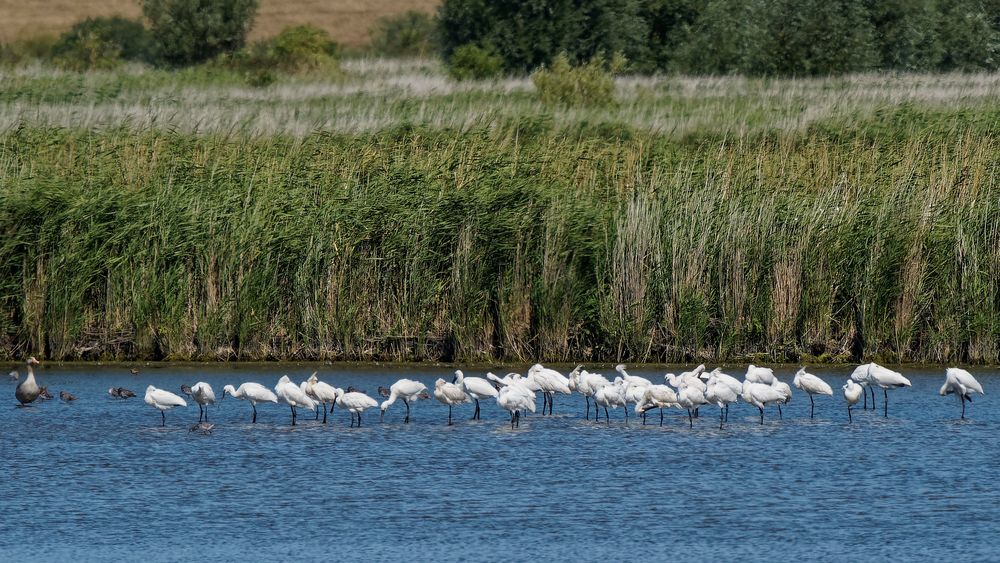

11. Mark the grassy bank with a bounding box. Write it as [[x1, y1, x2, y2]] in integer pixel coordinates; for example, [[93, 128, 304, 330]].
[[2, 65, 999, 363]]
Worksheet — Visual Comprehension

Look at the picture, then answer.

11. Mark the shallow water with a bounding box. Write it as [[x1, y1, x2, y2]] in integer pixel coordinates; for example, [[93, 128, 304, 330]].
[[1, 363, 996, 562]]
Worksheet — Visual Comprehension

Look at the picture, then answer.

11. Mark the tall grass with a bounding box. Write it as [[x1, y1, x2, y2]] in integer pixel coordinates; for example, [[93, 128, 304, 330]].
[[2, 118, 999, 363]]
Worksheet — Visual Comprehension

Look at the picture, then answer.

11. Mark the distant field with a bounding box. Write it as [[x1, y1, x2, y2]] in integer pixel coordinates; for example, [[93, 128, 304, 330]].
[[0, 0, 439, 46]]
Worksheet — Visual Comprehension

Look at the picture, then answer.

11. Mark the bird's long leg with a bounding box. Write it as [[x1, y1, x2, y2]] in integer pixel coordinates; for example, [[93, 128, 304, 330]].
[[810, 394, 815, 419], [719, 407, 724, 430], [659, 408, 664, 427], [251, 403, 257, 424], [550, 394, 555, 416], [961, 395, 966, 419], [725, 404, 729, 422], [205, 406, 209, 422], [687, 409, 693, 428], [863, 387, 868, 409], [642, 410, 646, 426], [604, 406, 609, 424], [624, 405, 629, 425], [883, 389, 888, 418], [847, 405, 852, 423], [758, 406, 764, 425], [358, 412, 363, 427], [291, 406, 297, 426], [472, 398, 480, 420], [404, 399, 410, 424], [777, 404, 783, 420], [585, 396, 590, 420], [161, 411, 165, 427], [448, 405, 453, 426], [323, 403, 328, 424], [871, 386, 877, 410]]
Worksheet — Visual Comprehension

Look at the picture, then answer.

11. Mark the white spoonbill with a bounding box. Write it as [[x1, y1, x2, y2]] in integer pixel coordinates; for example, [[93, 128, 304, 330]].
[[304, 373, 340, 423], [745, 364, 776, 385], [593, 379, 628, 425], [770, 378, 792, 419], [434, 378, 470, 425], [940, 368, 985, 419], [635, 385, 679, 426], [676, 385, 709, 428], [336, 391, 379, 427], [842, 379, 863, 423], [706, 373, 739, 429], [868, 363, 911, 418], [454, 370, 498, 420], [275, 375, 317, 426], [380, 378, 428, 423], [793, 368, 833, 419], [850, 363, 874, 409], [527, 364, 571, 415], [144, 385, 187, 426], [181, 382, 216, 422], [577, 370, 611, 420], [702, 368, 742, 420], [496, 384, 535, 428], [14, 357, 41, 406], [741, 381, 786, 425], [222, 382, 278, 423]]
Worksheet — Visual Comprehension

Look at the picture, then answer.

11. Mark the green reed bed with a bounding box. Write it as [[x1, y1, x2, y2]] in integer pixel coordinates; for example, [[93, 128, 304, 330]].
[[2, 113, 999, 363]]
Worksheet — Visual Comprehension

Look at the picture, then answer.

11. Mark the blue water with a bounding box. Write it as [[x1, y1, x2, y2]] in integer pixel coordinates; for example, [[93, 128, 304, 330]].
[[1, 363, 996, 562]]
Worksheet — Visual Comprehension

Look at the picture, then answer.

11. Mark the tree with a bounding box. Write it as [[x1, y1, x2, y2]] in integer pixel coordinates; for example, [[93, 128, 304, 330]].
[[143, 0, 259, 66]]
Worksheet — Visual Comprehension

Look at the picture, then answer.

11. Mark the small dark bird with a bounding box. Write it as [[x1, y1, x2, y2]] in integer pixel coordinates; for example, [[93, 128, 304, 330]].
[[130, 367, 140, 376], [108, 387, 136, 399], [377, 386, 391, 398], [180, 384, 193, 396], [347, 385, 365, 394], [417, 391, 431, 400], [37, 386, 53, 401], [59, 391, 77, 403], [189, 422, 214, 434]]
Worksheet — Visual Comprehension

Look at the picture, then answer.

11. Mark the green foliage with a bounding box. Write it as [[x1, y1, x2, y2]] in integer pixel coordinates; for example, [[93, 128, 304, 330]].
[[438, 0, 647, 73], [446, 43, 504, 80], [53, 17, 153, 64], [532, 52, 624, 106], [937, 0, 1000, 70], [866, 0, 943, 71], [142, 0, 258, 66], [671, 0, 763, 74], [256, 25, 339, 73], [369, 11, 437, 57], [0, 36, 58, 66], [52, 31, 123, 71]]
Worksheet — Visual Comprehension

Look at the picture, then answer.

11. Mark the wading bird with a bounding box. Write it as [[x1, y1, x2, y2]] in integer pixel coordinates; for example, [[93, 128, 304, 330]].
[[14, 357, 41, 406], [842, 379, 863, 423], [527, 364, 571, 415], [742, 381, 786, 425], [336, 391, 379, 427], [275, 375, 316, 426], [108, 387, 136, 400], [59, 391, 76, 403], [454, 370, 498, 420], [303, 373, 340, 423], [222, 382, 278, 423], [940, 368, 984, 419], [380, 378, 428, 423], [182, 382, 216, 422], [593, 379, 628, 425], [793, 368, 833, 419], [434, 378, 470, 425], [868, 363, 911, 418], [706, 372, 739, 429], [635, 385, 679, 426], [496, 384, 535, 428], [144, 385, 187, 426]]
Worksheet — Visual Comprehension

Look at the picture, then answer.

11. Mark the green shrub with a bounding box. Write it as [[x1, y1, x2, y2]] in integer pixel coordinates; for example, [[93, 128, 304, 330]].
[[142, 0, 258, 66], [52, 32, 122, 71], [437, 0, 647, 73], [937, 0, 1000, 70], [370, 11, 437, 57], [0, 36, 58, 66], [532, 52, 623, 106], [447, 43, 503, 80], [261, 25, 338, 73], [53, 17, 153, 63], [867, 0, 943, 71]]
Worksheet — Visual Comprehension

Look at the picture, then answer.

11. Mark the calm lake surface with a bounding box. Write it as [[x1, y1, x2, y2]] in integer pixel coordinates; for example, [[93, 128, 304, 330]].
[[1, 363, 996, 562]]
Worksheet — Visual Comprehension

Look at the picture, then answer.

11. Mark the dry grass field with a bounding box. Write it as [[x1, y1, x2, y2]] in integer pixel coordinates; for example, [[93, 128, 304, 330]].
[[0, 0, 439, 46]]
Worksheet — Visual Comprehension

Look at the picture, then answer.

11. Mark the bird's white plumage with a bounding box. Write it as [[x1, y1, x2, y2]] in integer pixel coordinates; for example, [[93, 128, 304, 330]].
[[940, 368, 984, 398], [223, 382, 278, 405], [793, 368, 833, 396], [745, 364, 776, 385], [454, 370, 498, 400], [275, 375, 317, 409], [145, 385, 187, 410], [434, 378, 470, 405], [843, 379, 863, 406], [336, 391, 379, 414], [380, 378, 428, 412], [189, 382, 216, 406]]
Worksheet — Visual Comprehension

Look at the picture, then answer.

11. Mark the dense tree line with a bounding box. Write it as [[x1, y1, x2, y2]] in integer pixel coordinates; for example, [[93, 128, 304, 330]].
[[438, 0, 1000, 74]]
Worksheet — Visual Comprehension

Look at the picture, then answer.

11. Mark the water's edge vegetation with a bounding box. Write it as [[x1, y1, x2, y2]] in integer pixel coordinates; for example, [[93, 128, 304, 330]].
[[2, 71, 999, 364]]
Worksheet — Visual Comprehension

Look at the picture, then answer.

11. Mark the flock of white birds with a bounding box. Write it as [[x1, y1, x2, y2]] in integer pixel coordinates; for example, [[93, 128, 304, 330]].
[[10, 358, 986, 428]]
